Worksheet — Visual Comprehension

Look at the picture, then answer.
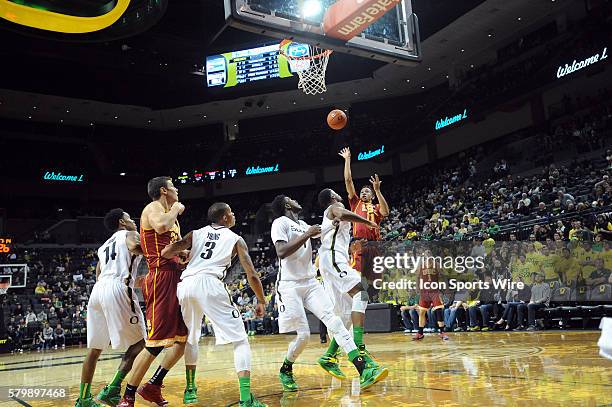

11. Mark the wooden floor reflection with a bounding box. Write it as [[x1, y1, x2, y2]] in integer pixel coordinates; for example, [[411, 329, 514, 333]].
[[0, 331, 610, 406]]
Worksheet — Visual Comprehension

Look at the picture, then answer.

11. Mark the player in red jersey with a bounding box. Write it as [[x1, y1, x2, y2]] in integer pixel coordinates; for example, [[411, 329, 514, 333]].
[[118, 176, 194, 407], [413, 250, 449, 341], [339, 147, 389, 282]]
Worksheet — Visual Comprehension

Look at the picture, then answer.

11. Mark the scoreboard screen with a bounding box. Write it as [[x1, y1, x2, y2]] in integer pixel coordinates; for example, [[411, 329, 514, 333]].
[[206, 42, 310, 88]]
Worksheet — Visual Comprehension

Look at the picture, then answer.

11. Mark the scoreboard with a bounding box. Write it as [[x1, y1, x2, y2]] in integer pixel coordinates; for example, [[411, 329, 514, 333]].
[[206, 42, 310, 88]]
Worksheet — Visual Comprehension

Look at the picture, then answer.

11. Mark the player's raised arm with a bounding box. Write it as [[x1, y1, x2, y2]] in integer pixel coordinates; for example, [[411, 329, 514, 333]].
[[126, 231, 144, 256], [161, 231, 193, 259], [339, 147, 357, 200], [235, 237, 266, 307], [147, 201, 185, 234], [328, 202, 378, 229], [274, 225, 321, 259], [370, 174, 389, 217]]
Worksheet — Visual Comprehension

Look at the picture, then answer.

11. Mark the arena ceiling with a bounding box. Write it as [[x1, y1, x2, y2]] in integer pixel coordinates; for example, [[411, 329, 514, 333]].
[[0, 0, 582, 130]]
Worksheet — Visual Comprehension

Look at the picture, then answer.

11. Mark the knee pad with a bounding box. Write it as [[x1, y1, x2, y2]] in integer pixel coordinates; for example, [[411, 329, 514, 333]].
[[145, 346, 164, 357], [351, 292, 369, 314], [233, 339, 251, 373], [184, 342, 198, 365]]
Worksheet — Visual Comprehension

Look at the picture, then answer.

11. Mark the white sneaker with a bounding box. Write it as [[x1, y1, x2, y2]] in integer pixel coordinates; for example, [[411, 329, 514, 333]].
[[403, 329, 411, 333], [54, 345, 57, 349]]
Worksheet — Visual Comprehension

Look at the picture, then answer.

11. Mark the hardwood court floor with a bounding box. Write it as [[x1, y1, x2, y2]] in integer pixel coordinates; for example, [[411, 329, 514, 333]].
[[0, 331, 610, 406]]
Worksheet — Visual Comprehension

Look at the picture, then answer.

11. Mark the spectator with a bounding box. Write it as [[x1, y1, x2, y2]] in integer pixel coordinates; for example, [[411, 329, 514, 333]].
[[54, 324, 66, 348], [516, 272, 551, 331], [37, 308, 48, 323], [43, 323, 55, 349], [25, 309, 37, 324], [34, 282, 46, 296]]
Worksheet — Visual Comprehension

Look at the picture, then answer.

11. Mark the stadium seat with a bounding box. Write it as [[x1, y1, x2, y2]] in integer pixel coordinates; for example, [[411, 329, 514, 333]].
[[589, 284, 612, 302], [551, 287, 571, 304]]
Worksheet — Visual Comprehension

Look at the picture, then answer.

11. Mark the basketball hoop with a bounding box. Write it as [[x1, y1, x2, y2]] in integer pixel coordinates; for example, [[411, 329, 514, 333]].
[[279, 39, 332, 95], [0, 282, 9, 296]]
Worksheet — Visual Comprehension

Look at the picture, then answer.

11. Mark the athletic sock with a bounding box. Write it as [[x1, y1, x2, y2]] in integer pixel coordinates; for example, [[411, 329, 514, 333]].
[[418, 327, 424, 335], [347, 349, 365, 375], [439, 326, 445, 333], [79, 383, 92, 400], [148, 366, 169, 386], [124, 384, 137, 399], [280, 358, 293, 374], [325, 338, 339, 356], [185, 367, 196, 389], [353, 326, 364, 347], [238, 376, 251, 402], [109, 370, 127, 388]]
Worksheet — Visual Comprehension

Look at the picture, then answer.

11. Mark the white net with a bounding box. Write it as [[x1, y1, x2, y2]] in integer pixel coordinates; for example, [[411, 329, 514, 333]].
[[281, 43, 331, 95]]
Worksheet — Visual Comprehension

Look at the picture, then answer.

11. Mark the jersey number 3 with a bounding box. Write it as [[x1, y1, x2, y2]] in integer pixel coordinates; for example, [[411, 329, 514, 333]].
[[200, 241, 216, 260]]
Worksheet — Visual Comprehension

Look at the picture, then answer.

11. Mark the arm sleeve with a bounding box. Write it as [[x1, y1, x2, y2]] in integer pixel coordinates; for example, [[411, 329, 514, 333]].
[[271, 219, 289, 243]]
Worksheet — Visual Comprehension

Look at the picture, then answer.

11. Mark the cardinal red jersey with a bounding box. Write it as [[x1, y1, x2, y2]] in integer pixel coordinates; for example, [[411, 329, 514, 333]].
[[140, 222, 181, 271], [348, 195, 382, 241]]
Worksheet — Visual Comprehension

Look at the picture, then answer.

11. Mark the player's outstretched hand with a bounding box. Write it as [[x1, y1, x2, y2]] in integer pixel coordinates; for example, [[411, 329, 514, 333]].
[[370, 174, 382, 191], [172, 201, 185, 215], [255, 303, 265, 318], [338, 147, 351, 160], [307, 225, 322, 237]]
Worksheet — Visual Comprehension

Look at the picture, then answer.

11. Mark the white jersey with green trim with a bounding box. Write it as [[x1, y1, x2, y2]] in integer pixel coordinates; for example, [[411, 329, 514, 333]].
[[319, 205, 351, 264]]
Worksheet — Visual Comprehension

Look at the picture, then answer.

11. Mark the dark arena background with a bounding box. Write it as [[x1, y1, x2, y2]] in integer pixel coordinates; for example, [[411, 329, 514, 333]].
[[0, 0, 611, 406]]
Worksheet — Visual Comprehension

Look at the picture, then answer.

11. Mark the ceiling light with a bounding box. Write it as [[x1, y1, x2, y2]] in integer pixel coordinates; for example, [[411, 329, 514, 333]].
[[460, 49, 465, 53], [33, 106, 37, 110], [90, 122, 94, 126], [27, 115, 31, 119], [421, 86, 425, 89], [178, 119, 182, 122], [302, 0, 322, 18], [517, 17, 522, 21], [354, 92, 358, 95], [60, 119, 63, 123], [120, 172, 126, 176], [427, 67, 431, 71], [114, 115, 118, 119], [383, 88, 387, 91], [66, 109, 70, 113]]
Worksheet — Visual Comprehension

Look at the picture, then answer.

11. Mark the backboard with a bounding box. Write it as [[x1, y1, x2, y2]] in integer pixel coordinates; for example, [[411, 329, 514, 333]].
[[0, 264, 28, 289], [224, 0, 421, 65]]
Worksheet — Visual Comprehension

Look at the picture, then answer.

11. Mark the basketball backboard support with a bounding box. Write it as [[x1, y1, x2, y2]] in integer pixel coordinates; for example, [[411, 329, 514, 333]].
[[224, 0, 421, 66]]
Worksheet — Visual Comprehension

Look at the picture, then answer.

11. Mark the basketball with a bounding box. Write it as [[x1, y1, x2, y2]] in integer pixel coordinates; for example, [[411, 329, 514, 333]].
[[327, 109, 348, 130]]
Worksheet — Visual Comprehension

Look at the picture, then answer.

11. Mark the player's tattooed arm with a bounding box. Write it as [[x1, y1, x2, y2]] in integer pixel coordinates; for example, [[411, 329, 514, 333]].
[[148, 201, 185, 234], [274, 225, 321, 259], [161, 232, 193, 259], [370, 174, 390, 217], [339, 147, 357, 199], [328, 203, 378, 229], [236, 237, 266, 307], [126, 231, 143, 256]]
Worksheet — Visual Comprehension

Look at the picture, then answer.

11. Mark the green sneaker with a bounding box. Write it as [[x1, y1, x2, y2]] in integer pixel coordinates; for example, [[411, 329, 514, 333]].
[[317, 353, 347, 380], [279, 371, 298, 392], [358, 344, 379, 369], [239, 393, 268, 407], [75, 397, 101, 407], [183, 386, 198, 404], [360, 366, 389, 390], [96, 385, 121, 407], [481, 326, 490, 332]]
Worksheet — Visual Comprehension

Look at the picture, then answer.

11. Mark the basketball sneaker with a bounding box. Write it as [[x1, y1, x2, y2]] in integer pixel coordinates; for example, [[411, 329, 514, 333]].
[[116, 396, 134, 407], [75, 397, 101, 407], [239, 393, 268, 406], [439, 332, 450, 340], [358, 344, 379, 368], [317, 353, 347, 380], [183, 386, 198, 404], [412, 333, 425, 341], [137, 383, 168, 406], [279, 371, 298, 392], [96, 384, 121, 406], [360, 365, 389, 390]]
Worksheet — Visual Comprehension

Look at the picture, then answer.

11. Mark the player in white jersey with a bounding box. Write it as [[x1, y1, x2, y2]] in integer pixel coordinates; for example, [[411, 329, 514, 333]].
[[270, 195, 388, 391], [161, 202, 268, 407], [75, 209, 146, 407], [317, 188, 388, 378]]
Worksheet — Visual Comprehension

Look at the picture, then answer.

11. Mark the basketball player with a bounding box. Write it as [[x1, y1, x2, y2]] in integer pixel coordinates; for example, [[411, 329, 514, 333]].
[[339, 147, 389, 270], [118, 177, 193, 407], [270, 195, 387, 391], [161, 202, 267, 407], [413, 250, 449, 340], [317, 188, 389, 385], [74, 209, 146, 407]]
